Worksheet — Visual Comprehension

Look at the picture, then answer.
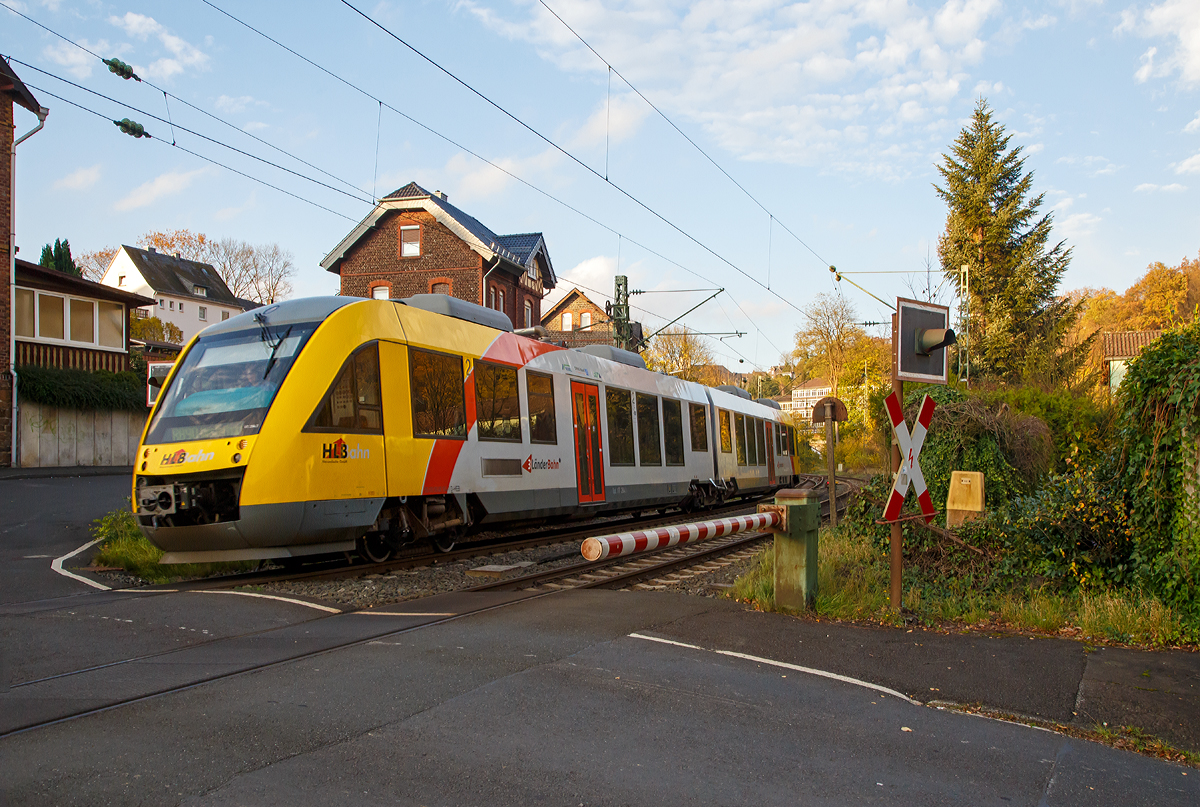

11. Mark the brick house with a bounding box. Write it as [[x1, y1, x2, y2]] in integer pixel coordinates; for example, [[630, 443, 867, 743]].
[[321, 182, 556, 328], [540, 288, 613, 348], [3, 58, 48, 466]]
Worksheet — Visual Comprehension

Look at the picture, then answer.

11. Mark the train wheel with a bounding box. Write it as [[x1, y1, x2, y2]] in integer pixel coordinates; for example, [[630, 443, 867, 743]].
[[357, 533, 393, 564], [433, 531, 457, 553]]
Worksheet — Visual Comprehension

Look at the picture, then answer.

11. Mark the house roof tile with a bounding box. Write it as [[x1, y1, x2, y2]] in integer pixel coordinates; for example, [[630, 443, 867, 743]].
[[1102, 330, 1163, 359], [120, 246, 243, 307], [16, 258, 154, 308]]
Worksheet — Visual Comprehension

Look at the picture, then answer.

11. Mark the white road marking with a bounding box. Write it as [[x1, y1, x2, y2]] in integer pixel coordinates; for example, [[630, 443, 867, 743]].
[[353, 611, 457, 616], [629, 632, 923, 706], [195, 590, 341, 613], [51, 539, 110, 591]]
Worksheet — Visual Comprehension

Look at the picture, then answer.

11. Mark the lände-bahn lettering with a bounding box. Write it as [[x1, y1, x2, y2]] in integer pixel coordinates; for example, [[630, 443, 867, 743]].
[[523, 455, 561, 473], [160, 448, 215, 466]]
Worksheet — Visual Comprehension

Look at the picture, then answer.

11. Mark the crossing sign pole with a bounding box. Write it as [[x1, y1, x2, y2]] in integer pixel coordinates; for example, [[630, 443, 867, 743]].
[[887, 298, 955, 611]]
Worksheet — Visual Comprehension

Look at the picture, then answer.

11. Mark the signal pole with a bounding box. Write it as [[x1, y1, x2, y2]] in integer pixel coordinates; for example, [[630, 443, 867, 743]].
[[890, 311, 903, 610], [612, 275, 631, 350]]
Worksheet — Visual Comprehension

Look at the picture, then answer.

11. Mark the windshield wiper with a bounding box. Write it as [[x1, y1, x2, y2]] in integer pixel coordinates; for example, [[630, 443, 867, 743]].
[[262, 325, 293, 379]]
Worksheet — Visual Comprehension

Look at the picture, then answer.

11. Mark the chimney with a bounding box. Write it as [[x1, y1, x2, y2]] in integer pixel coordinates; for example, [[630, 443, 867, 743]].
[[149, 247, 156, 253], [434, 190, 448, 201], [175, 253, 180, 258]]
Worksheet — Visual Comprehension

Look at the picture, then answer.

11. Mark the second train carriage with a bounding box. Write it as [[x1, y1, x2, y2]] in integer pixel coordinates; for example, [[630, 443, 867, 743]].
[[133, 295, 801, 564]]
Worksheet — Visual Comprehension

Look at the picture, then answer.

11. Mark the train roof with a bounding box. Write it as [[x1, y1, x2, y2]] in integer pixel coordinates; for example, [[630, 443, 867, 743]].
[[203, 296, 357, 336]]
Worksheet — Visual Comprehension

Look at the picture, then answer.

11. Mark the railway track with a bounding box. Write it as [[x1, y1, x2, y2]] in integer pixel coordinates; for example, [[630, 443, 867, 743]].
[[148, 473, 847, 594]]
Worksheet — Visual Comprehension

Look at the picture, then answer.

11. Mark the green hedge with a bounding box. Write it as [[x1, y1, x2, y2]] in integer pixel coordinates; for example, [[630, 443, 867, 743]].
[[16, 365, 146, 412]]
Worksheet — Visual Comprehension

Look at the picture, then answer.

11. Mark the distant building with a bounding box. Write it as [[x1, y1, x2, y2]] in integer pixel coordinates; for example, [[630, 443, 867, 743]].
[[1102, 331, 1163, 396], [791, 377, 832, 427], [541, 288, 612, 348], [100, 246, 252, 344], [321, 182, 556, 329]]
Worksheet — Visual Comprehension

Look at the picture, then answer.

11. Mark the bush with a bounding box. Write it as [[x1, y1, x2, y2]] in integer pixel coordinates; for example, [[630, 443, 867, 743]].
[[978, 386, 1114, 472], [92, 505, 257, 584], [17, 364, 145, 412]]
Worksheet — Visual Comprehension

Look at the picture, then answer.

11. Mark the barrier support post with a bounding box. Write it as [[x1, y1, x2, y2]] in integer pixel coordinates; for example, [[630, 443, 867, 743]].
[[762, 488, 820, 610]]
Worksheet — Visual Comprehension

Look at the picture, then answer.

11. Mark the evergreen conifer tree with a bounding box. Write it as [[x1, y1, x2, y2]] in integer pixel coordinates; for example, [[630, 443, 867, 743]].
[[38, 238, 82, 277], [935, 99, 1088, 385]]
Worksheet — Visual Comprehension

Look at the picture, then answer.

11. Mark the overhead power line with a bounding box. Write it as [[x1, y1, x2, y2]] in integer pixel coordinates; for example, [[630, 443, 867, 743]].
[[24, 84, 360, 222], [2, 4, 370, 201], [335, 0, 808, 318], [532, 0, 832, 270], [196, 1, 783, 356]]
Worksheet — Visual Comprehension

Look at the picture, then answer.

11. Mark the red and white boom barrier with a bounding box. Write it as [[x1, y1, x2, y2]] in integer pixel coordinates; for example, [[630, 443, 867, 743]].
[[581, 512, 781, 562]]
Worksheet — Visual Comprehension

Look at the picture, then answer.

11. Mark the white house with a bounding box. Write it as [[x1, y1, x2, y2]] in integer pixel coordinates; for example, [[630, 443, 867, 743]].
[[791, 377, 833, 428], [100, 246, 254, 344]]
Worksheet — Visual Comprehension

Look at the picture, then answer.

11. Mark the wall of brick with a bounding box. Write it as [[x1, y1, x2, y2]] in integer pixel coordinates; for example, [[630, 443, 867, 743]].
[[1, 99, 13, 466], [338, 210, 483, 304], [543, 293, 610, 334]]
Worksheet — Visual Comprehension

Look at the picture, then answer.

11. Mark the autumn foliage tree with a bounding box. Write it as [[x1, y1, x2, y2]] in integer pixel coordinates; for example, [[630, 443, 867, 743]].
[[642, 326, 716, 384]]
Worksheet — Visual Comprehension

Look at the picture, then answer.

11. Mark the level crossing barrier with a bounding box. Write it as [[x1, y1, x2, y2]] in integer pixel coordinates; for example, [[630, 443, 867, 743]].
[[580, 512, 781, 562]]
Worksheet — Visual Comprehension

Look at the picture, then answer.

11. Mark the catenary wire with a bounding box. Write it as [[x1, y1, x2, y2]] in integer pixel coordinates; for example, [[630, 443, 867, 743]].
[[532, 0, 833, 270], [196, 1, 786, 353], [24, 84, 360, 223], [1, 4, 370, 200]]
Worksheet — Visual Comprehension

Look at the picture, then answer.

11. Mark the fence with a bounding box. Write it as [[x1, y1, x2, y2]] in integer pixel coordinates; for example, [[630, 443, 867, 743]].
[[18, 401, 145, 468]]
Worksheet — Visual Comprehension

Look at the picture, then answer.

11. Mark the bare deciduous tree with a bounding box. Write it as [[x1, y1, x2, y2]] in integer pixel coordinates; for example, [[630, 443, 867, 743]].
[[795, 293, 860, 396], [77, 246, 118, 282]]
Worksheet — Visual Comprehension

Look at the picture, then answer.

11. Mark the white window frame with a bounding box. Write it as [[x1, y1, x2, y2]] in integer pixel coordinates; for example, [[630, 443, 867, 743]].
[[15, 287, 126, 353], [372, 285, 390, 300], [562, 312, 573, 331], [400, 225, 421, 257], [524, 301, 533, 329], [581, 312, 592, 329], [199, 305, 208, 321]]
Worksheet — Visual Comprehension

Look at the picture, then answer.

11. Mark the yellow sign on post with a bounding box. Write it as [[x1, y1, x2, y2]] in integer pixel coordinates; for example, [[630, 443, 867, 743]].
[[946, 471, 985, 528]]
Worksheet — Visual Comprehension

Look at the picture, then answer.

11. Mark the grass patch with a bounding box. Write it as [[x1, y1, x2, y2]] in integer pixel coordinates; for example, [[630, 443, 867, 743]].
[[91, 506, 258, 584], [727, 526, 1196, 648]]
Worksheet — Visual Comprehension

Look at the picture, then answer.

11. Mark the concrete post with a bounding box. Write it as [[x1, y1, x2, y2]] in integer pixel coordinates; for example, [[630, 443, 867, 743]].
[[771, 488, 820, 610]]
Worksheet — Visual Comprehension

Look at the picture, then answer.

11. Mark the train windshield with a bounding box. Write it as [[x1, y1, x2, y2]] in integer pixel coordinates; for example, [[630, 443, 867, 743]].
[[144, 321, 319, 444]]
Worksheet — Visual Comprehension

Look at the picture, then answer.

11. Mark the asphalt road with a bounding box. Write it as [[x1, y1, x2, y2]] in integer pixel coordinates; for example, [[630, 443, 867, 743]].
[[2, 589, 1195, 806], [0, 472, 133, 605]]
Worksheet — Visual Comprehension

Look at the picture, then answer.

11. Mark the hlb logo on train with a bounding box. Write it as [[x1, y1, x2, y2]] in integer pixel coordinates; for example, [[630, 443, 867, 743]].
[[523, 455, 561, 473], [160, 448, 214, 466], [321, 438, 370, 462]]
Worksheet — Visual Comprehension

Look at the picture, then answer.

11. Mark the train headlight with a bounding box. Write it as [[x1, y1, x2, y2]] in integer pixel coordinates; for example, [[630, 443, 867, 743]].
[[237, 439, 248, 450], [232, 453, 242, 463]]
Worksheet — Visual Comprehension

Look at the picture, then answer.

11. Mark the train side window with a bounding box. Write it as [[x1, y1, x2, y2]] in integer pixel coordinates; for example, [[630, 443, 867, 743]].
[[636, 393, 662, 466], [475, 360, 521, 442], [409, 347, 467, 439], [689, 403, 708, 452], [719, 410, 732, 454], [606, 388, 635, 465], [527, 371, 557, 444], [662, 398, 684, 466], [755, 418, 766, 466], [746, 416, 759, 466], [308, 342, 383, 433], [734, 413, 747, 466]]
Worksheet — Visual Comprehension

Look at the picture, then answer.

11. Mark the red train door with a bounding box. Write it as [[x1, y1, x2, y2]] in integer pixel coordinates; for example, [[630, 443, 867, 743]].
[[571, 382, 606, 504], [766, 422, 777, 485]]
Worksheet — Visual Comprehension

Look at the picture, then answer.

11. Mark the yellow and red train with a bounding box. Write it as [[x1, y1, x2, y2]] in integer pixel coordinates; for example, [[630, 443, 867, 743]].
[[134, 295, 802, 563]]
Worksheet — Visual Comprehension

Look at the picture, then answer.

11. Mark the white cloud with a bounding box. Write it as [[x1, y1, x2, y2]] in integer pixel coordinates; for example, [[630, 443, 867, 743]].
[[215, 95, 256, 114], [109, 12, 210, 81], [571, 93, 651, 150], [1056, 153, 1120, 176], [1118, 0, 1200, 86], [244, 122, 270, 132], [53, 164, 101, 191], [443, 147, 564, 201], [1057, 211, 1102, 239], [1026, 143, 1044, 153], [115, 168, 208, 211], [215, 192, 256, 221], [1186, 110, 1200, 133], [1177, 151, 1200, 173], [43, 39, 121, 79], [458, 0, 1014, 175], [542, 255, 619, 311], [1135, 182, 1187, 191]]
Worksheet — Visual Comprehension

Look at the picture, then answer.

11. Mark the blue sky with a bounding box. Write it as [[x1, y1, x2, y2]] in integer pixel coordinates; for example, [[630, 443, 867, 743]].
[[3, 0, 1198, 372]]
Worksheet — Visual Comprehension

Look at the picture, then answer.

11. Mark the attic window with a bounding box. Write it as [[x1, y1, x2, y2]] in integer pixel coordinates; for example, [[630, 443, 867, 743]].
[[118, 275, 126, 287], [193, 285, 207, 297], [527, 261, 537, 281], [400, 225, 421, 257]]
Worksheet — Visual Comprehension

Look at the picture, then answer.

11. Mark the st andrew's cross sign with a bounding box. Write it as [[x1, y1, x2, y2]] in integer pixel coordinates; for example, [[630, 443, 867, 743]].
[[882, 392, 938, 524]]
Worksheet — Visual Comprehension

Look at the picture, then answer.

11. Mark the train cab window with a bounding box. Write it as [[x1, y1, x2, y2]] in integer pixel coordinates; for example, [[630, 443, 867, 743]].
[[409, 347, 467, 438], [755, 419, 766, 466], [689, 403, 708, 452], [719, 410, 732, 454], [636, 393, 662, 466], [309, 343, 383, 433], [662, 399, 684, 466], [527, 371, 557, 444], [734, 413, 747, 466], [606, 388, 635, 465], [475, 361, 521, 442]]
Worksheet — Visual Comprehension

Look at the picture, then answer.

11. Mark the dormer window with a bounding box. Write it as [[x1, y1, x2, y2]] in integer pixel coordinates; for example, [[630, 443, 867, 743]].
[[117, 275, 126, 287], [193, 284, 207, 297], [400, 225, 420, 257]]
